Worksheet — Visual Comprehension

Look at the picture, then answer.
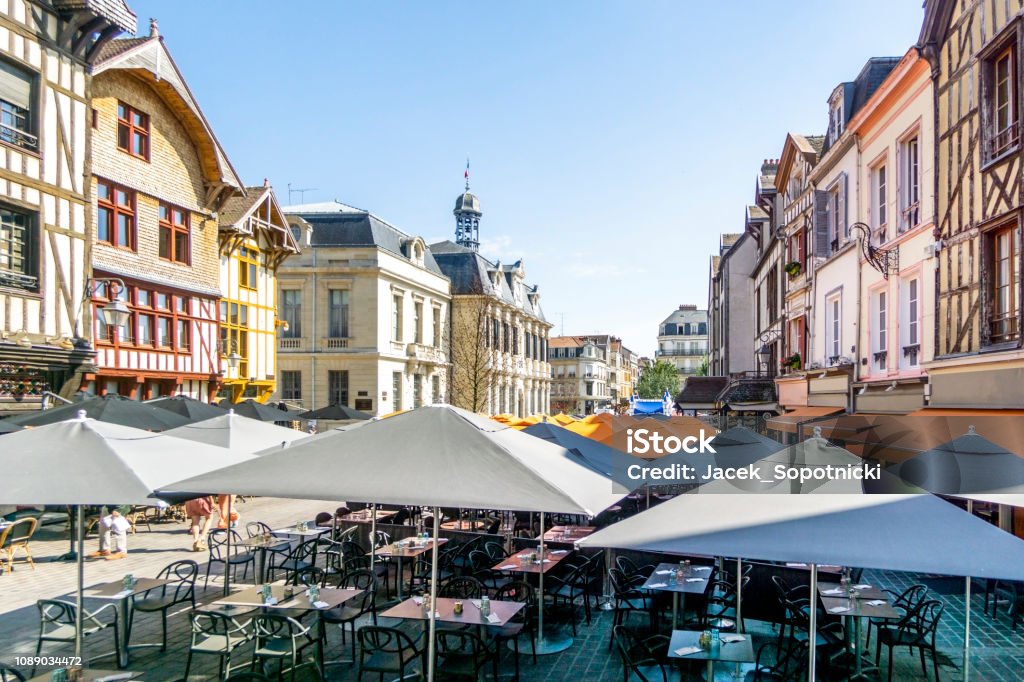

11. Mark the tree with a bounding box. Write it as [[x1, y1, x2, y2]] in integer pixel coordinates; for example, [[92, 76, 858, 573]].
[[696, 356, 709, 377], [447, 291, 498, 413], [635, 360, 680, 399], [550, 377, 580, 414]]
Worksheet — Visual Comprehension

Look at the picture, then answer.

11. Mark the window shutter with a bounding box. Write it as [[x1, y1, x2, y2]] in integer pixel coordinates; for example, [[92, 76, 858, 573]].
[[839, 172, 848, 239], [0, 60, 32, 111], [813, 190, 830, 257]]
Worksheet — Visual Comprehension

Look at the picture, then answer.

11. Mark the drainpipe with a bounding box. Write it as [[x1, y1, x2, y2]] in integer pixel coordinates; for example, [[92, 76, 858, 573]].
[[852, 134, 864, 415], [311, 241, 317, 410]]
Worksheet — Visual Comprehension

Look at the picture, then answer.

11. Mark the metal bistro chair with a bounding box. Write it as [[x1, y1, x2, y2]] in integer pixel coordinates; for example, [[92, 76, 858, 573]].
[[611, 625, 670, 682], [182, 609, 252, 681], [127, 559, 198, 651], [0, 666, 26, 682], [865, 583, 928, 649], [491, 581, 537, 681], [205, 529, 256, 589], [3, 517, 37, 572], [439, 576, 485, 600], [356, 625, 425, 682], [434, 629, 499, 682], [607, 568, 654, 650], [875, 599, 944, 682], [250, 612, 320, 682], [322, 568, 379, 664], [271, 539, 318, 585], [33, 599, 120, 676]]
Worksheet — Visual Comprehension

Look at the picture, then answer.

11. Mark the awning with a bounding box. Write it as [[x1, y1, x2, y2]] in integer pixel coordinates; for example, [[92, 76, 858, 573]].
[[765, 406, 844, 434]]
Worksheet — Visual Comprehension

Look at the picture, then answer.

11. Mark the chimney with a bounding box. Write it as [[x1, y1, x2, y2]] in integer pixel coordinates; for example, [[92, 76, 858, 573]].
[[679, 304, 697, 311], [760, 158, 778, 174]]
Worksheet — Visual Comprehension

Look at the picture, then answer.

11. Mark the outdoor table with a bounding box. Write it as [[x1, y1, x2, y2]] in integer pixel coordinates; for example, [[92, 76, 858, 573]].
[[271, 525, 331, 539], [491, 548, 572, 574], [539, 525, 595, 543], [380, 595, 524, 628], [667, 629, 754, 680], [641, 562, 713, 629], [784, 562, 844, 574], [440, 519, 487, 531], [27, 670, 141, 682], [84, 578, 170, 667], [339, 509, 398, 523], [372, 538, 449, 600], [238, 534, 290, 584], [818, 582, 901, 680]]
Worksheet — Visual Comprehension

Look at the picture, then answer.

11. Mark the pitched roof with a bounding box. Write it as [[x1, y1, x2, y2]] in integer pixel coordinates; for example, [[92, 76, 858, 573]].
[[53, 0, 136, 33], [93, 37, 146, 61], [747, 205, 769, 221], [219, 187, 269, 226], [805, 135, 826, 155], [549, 336, 586, 349], [430, 243, 548, 322], [287, 206, 443, 277], [220, 185, 299, 254]]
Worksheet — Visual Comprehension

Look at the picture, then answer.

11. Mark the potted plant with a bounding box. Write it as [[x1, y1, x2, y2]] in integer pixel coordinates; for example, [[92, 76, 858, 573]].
[[784, 353, 802, 370], [784, 260, 802, 277]]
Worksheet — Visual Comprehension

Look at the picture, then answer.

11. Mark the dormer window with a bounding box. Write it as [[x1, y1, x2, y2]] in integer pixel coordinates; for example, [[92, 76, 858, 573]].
[[829, 100, 844, 144]]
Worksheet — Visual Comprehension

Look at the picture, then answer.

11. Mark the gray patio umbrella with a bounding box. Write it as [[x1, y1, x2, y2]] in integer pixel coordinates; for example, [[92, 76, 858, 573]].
[[578, 492, 1024, 680], [708, 426, 784, 466], [6, 394, 190, 431], [164, 410, 310, 452], [146, 395, 226, 422], [0, 413, 253, 659], [297, 403, 372, 421], [160, 404, 625, 680], [522, 421, 644, 492], [0, 418, 23, 433], [228, 399, 306, 423]]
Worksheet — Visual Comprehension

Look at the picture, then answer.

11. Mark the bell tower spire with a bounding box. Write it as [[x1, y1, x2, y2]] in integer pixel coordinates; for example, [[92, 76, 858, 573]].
[[454, 158, 481, 250]]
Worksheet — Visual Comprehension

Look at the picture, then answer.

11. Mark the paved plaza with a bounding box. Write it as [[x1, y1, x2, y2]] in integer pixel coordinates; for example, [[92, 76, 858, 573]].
[[0, 496, 1021, 681]]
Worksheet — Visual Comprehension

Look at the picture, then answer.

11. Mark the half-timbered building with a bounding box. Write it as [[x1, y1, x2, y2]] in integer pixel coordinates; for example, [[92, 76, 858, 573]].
[[0, 0, 134, 414], [84, 21, 243, 401], [920, 0, 1024, 410]]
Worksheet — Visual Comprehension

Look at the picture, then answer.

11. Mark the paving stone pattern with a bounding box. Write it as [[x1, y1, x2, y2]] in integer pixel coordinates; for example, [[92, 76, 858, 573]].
[[0, 497, 1020, 681]]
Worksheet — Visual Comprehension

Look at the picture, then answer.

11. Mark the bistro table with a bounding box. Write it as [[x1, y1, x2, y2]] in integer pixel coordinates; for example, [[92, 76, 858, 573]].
[[372, 537, 448, 600], [380, 595, 524, 628], [641, 562, 714, 629], [440, 519, 487, 531], [27, 670, 140, 682], [667, 629, 754, 681], [84, 578, 170, 667], [238, 534, 291, 584], [491, 548, 572, 575], [338, 509, 398, 523], [818, 582, 901, 680], [539, 525, 595, 544]]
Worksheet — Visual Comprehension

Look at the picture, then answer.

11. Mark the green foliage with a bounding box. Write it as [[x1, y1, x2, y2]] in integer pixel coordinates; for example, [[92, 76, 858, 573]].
[[635, 360, 681, 399]]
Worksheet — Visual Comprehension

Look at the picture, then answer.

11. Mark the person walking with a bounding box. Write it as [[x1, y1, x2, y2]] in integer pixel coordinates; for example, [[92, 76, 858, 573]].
[[216, 494, 238, 529], [87, 506, 130, 560], [185, 495, 215, 552]]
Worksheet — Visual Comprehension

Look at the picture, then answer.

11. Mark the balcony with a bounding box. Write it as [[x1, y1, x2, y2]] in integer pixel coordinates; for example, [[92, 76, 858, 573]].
[[986, 121, 1020, 163], [325, 337, 349, 350], [902, 344, 920, 365], [407, 343, 445, 364], [655, 349, 706, 357], [279, 337, 302, 350]]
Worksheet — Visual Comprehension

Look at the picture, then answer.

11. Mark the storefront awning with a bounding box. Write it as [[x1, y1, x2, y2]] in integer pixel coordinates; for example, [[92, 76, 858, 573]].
[[909, 408, 1024, 417], [765, 406, 844, 434]]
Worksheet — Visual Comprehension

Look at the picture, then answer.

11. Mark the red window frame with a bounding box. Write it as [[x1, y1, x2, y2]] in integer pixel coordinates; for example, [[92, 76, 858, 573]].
[[116, 101, 149, 160], [159, 203, 190, 264], [96, 179, 135, 250]]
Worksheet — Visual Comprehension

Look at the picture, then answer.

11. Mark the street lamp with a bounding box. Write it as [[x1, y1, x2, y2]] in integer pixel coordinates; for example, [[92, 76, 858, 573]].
[[100, 297, 130, 329], [756, 344, 771, 377], [226, 352, 241, 371]]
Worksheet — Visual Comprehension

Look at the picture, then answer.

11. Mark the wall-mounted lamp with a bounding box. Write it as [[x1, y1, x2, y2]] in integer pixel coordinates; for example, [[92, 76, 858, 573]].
[[226, 352, 242, 370], [275, 319, 290, 332], [85, 277, 131, 330]]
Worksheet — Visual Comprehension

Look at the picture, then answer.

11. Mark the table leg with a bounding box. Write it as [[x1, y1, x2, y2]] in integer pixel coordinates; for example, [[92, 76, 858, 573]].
[[707, 660, 713, 681], [117, 597, 130, 667], [672, 592, 678, 630], [257, 547, 266, 585], [396, 555, 405, 600]]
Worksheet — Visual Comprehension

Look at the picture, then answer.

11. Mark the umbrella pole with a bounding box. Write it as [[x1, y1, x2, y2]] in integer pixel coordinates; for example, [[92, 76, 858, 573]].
[[224, 496, 233, 596], [75, 504, 84, 658], [964, 575, 971, 681], [427, 505, 440, 682], [808, 563, 817, 681], [535, 510, 572, 654], [736, 557, 742, 633]]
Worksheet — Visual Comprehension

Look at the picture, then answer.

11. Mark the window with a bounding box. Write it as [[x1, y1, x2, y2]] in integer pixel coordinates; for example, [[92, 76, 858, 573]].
[[900, 277, 921, 367], [0, 206, 36, 290], [392, 294, 403, 341], [826, 294, 841, 364], [512, 327, 519, 355], [899, 136, 920, 232], [220, 301, 249, 376], [281, 290, 301, 338], [502, 322, 510, 353], [492, 318, 500, 348], [987, 45, 1019, 159], [328, 370, 349, 407], [413, 374, 423, 408], [137, 313, 153, 345], [327, 289, 349, 338], [158, 203, 190, 264], [116, 101, 149, 160], [96, 180, 135, 249], [0, 59, 36, 151], [431, 374, 441, 404], [176, 318, 190, 350], [432, 307, 442, 348], [281, 371, 301, 401], [414, 301, 423, 344], [872, 290, 888, 373], [392, 372, 403, 411], [872, 163, 887, 236], [238, 247, 258, 289], [989, 225, 1020, 343]]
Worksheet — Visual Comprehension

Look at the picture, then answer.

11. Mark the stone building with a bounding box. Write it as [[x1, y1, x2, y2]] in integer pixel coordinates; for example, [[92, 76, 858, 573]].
[[708, 232, 755, 377], [276, 201, 450, 415], [431, 183, 551, 416], [85, 21, 243, 400], [655, 304, 708, 376], [0, 0, 135, 414], [548, 335, 612, 415]]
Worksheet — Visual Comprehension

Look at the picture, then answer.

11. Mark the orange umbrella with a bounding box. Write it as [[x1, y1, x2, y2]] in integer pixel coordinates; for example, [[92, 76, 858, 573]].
[[565, 419, 613, 441], [553, 413, 576, 426]]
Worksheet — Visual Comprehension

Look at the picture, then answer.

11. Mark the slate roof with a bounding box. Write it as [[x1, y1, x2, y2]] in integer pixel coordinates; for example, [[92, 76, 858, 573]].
[[53, 0, 136, 33], [287, 206, 444, 277], [659, 305, 707, 327], [430, 241, 547, 322], [219, 187, 269, 227], [676, 376, 729, 406], [717, 378, 778, 404], [805, 135, 826, 155], [93, 37, 146, 62]]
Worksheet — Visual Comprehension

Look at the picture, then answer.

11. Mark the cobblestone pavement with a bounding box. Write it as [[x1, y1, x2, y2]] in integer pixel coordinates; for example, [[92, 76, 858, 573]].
[[0, 497, 1021, 681]]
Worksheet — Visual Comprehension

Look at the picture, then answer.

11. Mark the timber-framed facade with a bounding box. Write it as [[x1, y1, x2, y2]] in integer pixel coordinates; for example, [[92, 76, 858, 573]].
[[920, 0, 1024, 408]]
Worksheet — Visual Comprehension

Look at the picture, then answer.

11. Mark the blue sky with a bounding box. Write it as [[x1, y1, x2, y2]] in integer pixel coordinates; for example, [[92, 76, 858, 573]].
[[127, 1, 925, 356]]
